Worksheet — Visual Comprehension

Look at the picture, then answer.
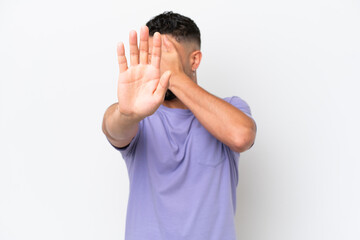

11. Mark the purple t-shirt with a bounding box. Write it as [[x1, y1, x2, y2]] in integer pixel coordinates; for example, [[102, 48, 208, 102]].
[[111, 96, 255, 240]]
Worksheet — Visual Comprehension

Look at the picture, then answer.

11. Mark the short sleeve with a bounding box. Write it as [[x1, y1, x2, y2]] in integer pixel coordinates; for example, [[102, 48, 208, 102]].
[[223, 96, 254, 120], [223, 96, 257, 152]]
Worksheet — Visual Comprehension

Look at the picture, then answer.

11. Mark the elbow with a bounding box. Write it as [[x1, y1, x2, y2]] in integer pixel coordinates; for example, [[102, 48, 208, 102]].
[[230, 124, 256, 153]]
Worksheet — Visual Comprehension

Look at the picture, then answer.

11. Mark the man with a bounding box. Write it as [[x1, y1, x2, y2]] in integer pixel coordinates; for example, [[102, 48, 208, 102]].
[[102, 11, 256, 240]]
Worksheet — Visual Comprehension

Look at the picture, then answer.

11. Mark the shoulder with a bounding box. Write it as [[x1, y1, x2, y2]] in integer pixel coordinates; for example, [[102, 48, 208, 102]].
[[223, 96, 252, 118], [223, 96, 248, 105]]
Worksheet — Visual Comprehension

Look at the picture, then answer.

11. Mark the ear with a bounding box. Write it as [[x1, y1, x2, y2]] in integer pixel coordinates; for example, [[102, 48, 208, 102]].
[[190, 50, 202, 71]]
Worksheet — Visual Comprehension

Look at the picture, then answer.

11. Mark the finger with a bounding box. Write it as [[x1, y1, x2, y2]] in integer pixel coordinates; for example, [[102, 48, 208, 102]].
[[162, 35, 175, 52], [151, 32, 162, 69], [129, 30, 139, 66], [117, 42, 128, 73], [139, 26, 149, 64], [154, 70, 171, 100]]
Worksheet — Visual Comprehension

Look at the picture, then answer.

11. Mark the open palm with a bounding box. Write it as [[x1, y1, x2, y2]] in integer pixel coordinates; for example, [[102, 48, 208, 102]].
[[116, 26, 171, 121]]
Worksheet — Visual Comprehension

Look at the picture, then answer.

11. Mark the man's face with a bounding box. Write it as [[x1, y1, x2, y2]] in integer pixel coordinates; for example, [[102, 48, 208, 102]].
[[149, 35, 190, 67], [148, 35, 194, 101]]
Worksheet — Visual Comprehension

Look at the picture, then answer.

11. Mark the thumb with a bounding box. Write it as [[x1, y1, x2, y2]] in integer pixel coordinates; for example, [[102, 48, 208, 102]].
[[154, 70, 172, 100]]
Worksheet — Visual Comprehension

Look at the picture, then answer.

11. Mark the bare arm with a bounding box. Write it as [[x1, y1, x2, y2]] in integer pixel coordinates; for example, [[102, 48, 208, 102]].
[[161, 36, 256, 153], [102, 103, 139, 148], [102, 26, 171, 148], [170, 74, 256, 153]]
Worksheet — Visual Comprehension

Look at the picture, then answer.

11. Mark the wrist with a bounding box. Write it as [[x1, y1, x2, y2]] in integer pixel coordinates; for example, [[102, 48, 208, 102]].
[[168, 72, 193, 91], [115, 103, 143, 124]]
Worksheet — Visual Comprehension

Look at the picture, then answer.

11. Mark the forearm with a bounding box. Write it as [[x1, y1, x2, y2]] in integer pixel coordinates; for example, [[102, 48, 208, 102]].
[[169, 74, 256, 152], [102, 103, 139, 148]]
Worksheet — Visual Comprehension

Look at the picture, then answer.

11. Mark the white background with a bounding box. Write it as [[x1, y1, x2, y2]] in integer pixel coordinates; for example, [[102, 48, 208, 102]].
[[1, 0, 359, 239]]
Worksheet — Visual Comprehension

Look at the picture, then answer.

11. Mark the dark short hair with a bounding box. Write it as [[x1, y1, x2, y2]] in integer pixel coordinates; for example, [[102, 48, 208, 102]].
[[146, 11, 201, 48]]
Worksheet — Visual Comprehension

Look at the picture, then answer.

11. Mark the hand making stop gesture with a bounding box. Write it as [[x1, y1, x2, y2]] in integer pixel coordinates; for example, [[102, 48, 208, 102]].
[[116, 26, 171, 121]]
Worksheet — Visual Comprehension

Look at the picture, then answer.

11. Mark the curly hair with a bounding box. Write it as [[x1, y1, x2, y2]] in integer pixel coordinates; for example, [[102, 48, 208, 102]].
[[146, 11, 201, 48]]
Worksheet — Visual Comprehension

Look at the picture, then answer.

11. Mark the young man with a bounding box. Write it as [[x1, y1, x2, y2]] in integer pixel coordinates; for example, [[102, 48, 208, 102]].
[[102, 11, 256, 240]]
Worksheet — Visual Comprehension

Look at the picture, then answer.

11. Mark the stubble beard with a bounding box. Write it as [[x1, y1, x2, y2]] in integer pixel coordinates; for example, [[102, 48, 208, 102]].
[[164, 89, 177, 101]]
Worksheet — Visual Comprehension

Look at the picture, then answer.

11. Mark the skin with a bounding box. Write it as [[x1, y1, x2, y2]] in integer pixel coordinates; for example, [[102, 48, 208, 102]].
[[150, 34, 200, 107], [102, 26, 256, 152]]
